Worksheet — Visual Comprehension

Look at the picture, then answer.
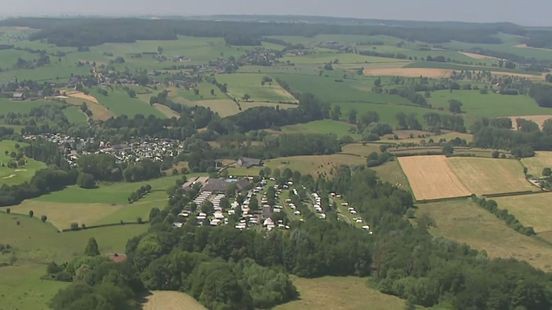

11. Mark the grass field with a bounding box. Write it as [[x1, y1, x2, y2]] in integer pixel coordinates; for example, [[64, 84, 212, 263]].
[[276, 277, 409, 310], [0, 98, 61, 116], [63, 91, 114, 121], [521, 151, 552, 176], [265, 154, 366, 177], [282, 120, 359, 139], [494, 193, 552, 234], [341, 143, 381, 157], [14, 175, 185, 229], [417, 199, 552, 272], [428, 90, 552, 126], [153, 103, 180, 118], [62, 105, 88, 124], [92, 87, 165, 118], [0, 264, 69, 310], [0, 140, 46, 186], [143, 291, 206, 310], [398, 155, 471, 201], [216, 73, 298, 103], [447, 157, 536, 195], [370, 160, 411, 192]]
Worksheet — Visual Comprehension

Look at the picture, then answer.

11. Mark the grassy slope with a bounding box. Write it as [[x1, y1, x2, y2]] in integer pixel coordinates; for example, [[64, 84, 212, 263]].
[[92, 87, 165, 118], [0, 140, 47, 186], [417, 199, 552, 272], [494, 193, 552, 234], [521, 151, 552, 176]]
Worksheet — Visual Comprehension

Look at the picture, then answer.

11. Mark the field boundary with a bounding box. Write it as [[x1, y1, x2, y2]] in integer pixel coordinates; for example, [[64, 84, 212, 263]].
[[60, 220, 149, 232]]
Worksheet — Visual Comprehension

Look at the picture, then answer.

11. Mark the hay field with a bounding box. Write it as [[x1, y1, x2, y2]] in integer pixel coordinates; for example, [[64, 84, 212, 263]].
[[397, 155, 471, 200], [417, 200, 552, 272], [276, 277, 407, 310], [143, 291, 205, 310], [494, 193, 552, 234], [521, 151, 552, 176], [153, 103, 180, 118], [447, 157, 536, 195], [364, 67, 452, 78], [64, 91, 114, 121]]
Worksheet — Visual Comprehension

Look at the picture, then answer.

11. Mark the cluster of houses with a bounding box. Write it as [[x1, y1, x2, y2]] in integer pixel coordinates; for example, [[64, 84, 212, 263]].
[[23, 134, 183, 166]]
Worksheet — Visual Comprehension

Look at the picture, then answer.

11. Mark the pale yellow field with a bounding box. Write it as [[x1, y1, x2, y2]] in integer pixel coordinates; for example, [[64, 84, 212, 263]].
[[448, 157, 536, 195], [143, 291, 205, 310], [495, 193, 552, 234], [397, 155, 471, 200], [364, 67, 452, 78], [459, 51, 498, 60], [64, 91, 114, 121], [153, 103, 180, 118], [522, 151, 552, 176], [417, 200, 552, 272], [276, 277, 407, 310], [510, 115, 552, 130], [13, 200, 124, 230]]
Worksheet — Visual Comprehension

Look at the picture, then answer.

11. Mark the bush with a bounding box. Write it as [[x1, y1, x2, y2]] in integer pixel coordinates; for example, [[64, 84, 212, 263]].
[[76, 172, 96, 189]]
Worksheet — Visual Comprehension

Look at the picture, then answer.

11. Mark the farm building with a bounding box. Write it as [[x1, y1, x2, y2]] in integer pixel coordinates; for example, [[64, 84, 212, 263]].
[[237, 157, 263, 168]]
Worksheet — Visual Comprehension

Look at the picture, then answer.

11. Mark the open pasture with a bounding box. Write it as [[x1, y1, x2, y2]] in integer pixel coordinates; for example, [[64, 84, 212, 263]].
[[364, 67, 452, 78], [0, 98, 61, 116], [417, 200, 552, 272], [276, 276, 408, 310], [0, 140, 46, 186], [282, 120, 358, 139], [447, 157, 536, 196], [397, 155, 471, 201], [428, 90, 552, 126], [521, 151, 552, 176], [91, 87, 165, 118], [216, 73, 298, 103], [494, 193, 552, 234]]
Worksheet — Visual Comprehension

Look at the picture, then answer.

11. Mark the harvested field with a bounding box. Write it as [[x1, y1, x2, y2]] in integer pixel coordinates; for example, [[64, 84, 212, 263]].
[[64, 91, 113, 121], [398, 155, 471, 201], [364, 67, 452, 78], [153, 103, 180, 118], [447, 157, 537, 196], [417, 200, 552, 272], [521, 151, 552, 176], [459, 52, 498, 60], [495, 193, 552, 234], [276, 277, 407, 310], [510, 115, 552, 130], [143, 291, 205, 310]]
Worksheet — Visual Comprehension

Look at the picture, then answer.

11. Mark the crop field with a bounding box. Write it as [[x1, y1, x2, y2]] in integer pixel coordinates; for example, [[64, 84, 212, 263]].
[[265, 154, 366, 177], [91, 87, 165, 118], [63, 91, 114, 121], [494, 193, 552, 234], [364, 67, 452, 78], [216, 73, 298, 103], [447, 157, 536, 195], [0, 140, 47, 186], [282, 120, 358, 139], [417, 200, 552, 272], [521, 151, 552, 176], [276, 277, 409, 310], [428, 90, 552, 126], [398, 156, 471, 201], [143, 291, 206, 310], [153, 103, 180, 118]]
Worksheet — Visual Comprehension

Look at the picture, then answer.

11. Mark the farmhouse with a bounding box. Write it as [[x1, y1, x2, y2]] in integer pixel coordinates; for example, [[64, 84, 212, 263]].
[[237, 157, 263, 168], [12, 92, 25, 100]]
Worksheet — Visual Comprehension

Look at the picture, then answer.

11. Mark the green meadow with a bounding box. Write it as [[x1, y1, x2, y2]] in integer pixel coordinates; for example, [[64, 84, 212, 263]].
[[91, 87, 165, 118]]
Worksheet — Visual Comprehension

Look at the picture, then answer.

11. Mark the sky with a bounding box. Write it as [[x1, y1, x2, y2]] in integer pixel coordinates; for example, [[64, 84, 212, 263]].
[[0, 0, 549, 27]]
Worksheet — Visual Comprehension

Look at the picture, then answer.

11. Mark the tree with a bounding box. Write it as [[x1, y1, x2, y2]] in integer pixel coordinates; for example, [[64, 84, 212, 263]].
[[29, 210, 34, 218], [201, 201, 215, 215], [448, 99, 463, 114], [41, 215, 47, 223], [84, 238, 100, 256], [330, 105, 341, 120], [348, 109, 357, 124], [77, 172, 96, 189], [542, 168, 552, 177], [242, 94, 251, 102], [442, 144, 454, 156], [249, 196, 259, 212]]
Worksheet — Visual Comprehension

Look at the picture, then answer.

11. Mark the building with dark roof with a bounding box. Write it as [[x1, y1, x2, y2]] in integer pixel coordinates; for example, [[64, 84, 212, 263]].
[[237, 157, 263, 168]]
